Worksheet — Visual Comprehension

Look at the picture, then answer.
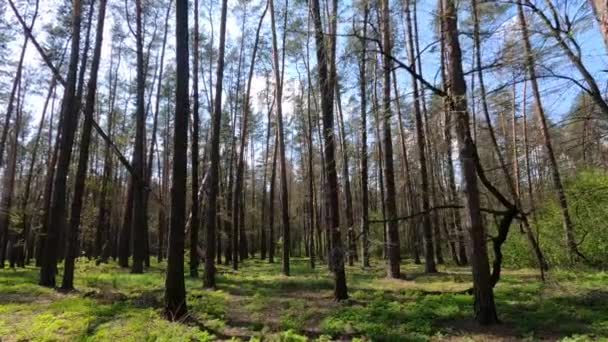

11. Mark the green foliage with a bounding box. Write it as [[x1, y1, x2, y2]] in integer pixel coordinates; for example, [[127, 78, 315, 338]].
[[503, 168, 608, 267], [1, 258, 606, 340]]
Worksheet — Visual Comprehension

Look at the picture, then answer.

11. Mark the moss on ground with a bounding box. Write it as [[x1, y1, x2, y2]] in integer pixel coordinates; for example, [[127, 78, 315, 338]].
[[0, 258, 606, 341]]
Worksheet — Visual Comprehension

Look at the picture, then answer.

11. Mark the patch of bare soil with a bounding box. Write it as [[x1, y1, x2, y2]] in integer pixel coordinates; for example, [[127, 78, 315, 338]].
[[434, 319, 524, 342], [224, 287, 339, 339]]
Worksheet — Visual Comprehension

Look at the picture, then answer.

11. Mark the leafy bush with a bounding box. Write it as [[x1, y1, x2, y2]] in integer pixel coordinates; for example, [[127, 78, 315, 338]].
[[502, 168, 608, 268]]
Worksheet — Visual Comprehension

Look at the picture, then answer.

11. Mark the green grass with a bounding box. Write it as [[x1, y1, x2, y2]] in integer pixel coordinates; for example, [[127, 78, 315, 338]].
[[0, 258, 606, 341]]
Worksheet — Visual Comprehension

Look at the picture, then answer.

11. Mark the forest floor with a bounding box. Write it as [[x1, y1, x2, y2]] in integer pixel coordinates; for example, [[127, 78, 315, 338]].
[[0, 257, 606, 341]]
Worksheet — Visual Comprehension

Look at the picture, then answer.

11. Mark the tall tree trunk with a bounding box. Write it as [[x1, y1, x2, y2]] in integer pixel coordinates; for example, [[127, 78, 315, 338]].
[[165, 0, 189, 320], [233, 1, 268, 267], [97, 37, 122, 261], [203, 0, 228, 288], [259, 80, 273, 261], [335, 83, 355, 266], [131, 0, 147, 274], [443, 0, 498, 325], [371, 61, 387, 260], [21, 77, 56, 265], [62, 0, 108, 290], [379, 0, 401, 279], [392, 71, 420, 264], [0, 81, 23, 268], [268, 133, 278, 263], [269, 0, 291, 276], [39, 0, 82, 287], [0, 0, 38, 167], [310, 0, 347, 300], [358, 3, 370, 268], [471, 0, 546, 273], [190, 0, 201, 278], [517, 0, 581, 262], [405, 0, 435, 273]]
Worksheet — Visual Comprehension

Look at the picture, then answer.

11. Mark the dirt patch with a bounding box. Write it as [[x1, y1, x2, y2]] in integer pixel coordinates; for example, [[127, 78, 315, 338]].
[[83, 290, 128, 304], [436, 318, 524, 341]]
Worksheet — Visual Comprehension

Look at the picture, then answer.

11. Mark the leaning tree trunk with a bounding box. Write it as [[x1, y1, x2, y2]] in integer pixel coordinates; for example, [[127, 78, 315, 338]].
[[335, 83, 356, 266], [517, 0, 581, 263], [0, 82, 23, 268], [233, 1, 267, 267], [442, 0, 498, 325], [39, 0, 82, 288], [62, 0, 108, 290], [0, 0, 38, 167], [405, 0, 436, 273]]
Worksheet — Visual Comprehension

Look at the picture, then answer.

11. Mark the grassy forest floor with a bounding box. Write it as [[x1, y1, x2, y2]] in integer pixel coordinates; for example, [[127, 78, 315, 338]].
[[0, 258, 606, 341]]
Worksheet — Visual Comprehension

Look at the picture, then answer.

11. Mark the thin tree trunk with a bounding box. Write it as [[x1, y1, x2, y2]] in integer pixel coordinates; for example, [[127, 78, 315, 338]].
[[0, 80, 23, 268], [39, 0, 82, 287], [233, 1, 268, 267], [269, 0, 291, 276], [203, 0, 229, 288], [405, 0, 435, 273], [268, 133, 278, 264], [21, 77, 56, 265], [379, 0, 401, 279], [190, 0, 201, 278], [131, 0, 147, 274], [0, 0, 38, 167], [62, 0, 108, 290], [358, 3, 370, 268], [335, 82, 356, 266], [517, 0, 581, 262]]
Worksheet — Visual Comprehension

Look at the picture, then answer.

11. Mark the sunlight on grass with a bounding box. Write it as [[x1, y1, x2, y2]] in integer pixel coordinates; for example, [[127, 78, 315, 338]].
[[0, 257, 606, 340]]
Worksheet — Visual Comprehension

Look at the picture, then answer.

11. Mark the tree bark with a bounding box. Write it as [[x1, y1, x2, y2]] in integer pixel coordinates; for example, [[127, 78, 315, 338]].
[[190, 0, 201, 278], [39, 0, 82, 288], [310, 0, 348, 299], [517, 0, 581, 263], [203, 0, 229, 288], [131, 0, 147, 274], [443, 0, 498, 325], [380, 0, 401, 279], [405, 0, 436, 273], [358, 3, 370, 268], [164, 0, 189, 320], [269, 0, 291, 276], [233, 1, 268, 267], [62, 0, 108, 290], [335, 82, 355, 266]]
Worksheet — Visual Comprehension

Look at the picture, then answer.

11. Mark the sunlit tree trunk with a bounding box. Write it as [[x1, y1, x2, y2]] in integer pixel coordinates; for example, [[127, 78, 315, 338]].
[[39, 0, 82, 287], [443, 0, 498, 325], [203, 0, 229, 288], [358, 2, 370, 268], [517, 0, 581, 263], [62, 0, 108, 290], [310, 0, 348, 300], [165, 0, 189, 319]]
